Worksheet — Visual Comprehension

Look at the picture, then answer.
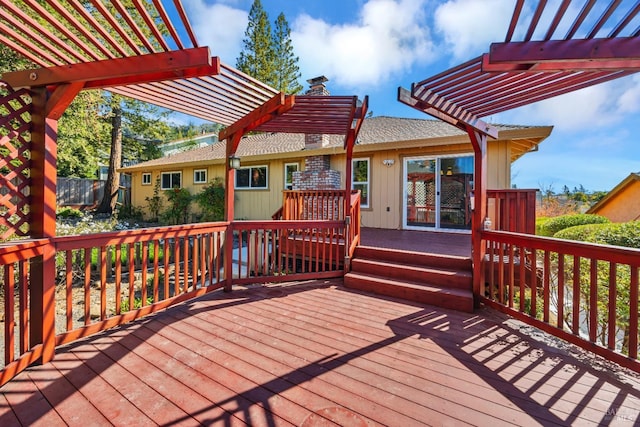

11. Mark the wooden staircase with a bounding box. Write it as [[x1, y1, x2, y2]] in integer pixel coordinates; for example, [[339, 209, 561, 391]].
[[344, 246, 474, 312]]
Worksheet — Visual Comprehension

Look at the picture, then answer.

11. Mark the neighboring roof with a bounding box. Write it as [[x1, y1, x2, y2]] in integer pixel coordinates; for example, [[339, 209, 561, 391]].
[[122, 116, 552, 171], [587, 172, 640, 214]]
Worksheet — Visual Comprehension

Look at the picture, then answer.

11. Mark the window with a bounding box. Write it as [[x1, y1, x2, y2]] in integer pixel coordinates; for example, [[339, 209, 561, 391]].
[[142, 173, 151, 185], [161, 171, 182, 190], [352, 158, 370, 208], [284, 162, 299, 190], [236, 165, 268, 189], [194, 169, 207, 184]]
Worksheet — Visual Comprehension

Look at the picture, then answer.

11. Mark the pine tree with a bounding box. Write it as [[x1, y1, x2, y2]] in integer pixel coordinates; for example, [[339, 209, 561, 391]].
[[272, 13, 303, 94], [236, 0, 274, 85]]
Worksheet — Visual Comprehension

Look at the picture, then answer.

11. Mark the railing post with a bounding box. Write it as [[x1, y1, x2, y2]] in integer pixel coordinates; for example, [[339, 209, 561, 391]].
[[344, 216, 351, 272], [224, 223, 234, 292]]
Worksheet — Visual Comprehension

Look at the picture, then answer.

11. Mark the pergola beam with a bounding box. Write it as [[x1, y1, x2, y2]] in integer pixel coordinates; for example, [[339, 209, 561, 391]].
[[218, 92, 295, 143], [487, 38, 640, 72], [0, 48, 219, 90]]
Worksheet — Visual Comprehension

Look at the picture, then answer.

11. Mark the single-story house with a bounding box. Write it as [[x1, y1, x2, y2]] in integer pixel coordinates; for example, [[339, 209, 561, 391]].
[[121, 114, 552, 232], [586, 172, 640, 222]]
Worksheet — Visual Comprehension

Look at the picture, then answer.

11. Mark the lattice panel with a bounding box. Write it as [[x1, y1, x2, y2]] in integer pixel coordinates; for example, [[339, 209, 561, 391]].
[[0, 81, 31, 240]]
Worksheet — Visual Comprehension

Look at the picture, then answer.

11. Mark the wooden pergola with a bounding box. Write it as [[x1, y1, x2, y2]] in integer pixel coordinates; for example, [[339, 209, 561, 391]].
[[0, 0, 366, 366], [398, 0, 640, 303]]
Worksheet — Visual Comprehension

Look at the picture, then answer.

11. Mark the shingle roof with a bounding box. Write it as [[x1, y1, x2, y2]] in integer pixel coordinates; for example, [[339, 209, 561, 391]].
[[122, 116, 550, 171]]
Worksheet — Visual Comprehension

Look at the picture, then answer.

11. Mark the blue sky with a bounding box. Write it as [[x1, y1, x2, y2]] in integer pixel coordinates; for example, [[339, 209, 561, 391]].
[[182, 0, 640, 192]]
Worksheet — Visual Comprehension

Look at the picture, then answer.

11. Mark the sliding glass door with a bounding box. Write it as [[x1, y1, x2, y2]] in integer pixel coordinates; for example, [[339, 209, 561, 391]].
[[403, 155, 474, 231]]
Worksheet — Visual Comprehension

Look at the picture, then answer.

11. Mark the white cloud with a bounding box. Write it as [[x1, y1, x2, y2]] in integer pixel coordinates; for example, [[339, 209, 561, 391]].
[[291, 0, 435, 90], [184, 0, 247, 64], [434, 0, 514, 60]]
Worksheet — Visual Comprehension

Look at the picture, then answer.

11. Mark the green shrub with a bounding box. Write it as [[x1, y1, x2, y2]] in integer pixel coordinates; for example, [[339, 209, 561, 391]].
[[57, 207, 83, 219], [535, 217, 551, 235], [538, 213, 609, 237], [554, 223, 608, 242], [194, 178, 225, 222], [590, 221, 640, 249], [554, 221, 640, 249], [162, 187, 192, 225]]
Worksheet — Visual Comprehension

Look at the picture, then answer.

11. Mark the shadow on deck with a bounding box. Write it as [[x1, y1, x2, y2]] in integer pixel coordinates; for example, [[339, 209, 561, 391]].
[[2, 279, 638, 425]]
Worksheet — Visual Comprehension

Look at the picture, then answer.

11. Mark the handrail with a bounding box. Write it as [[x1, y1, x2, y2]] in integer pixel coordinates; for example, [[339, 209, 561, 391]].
[[481, 229, 640, 373]]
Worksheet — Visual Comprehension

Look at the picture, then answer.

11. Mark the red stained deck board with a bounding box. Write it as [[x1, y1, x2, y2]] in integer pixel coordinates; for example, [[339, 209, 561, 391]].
[[180, 297, 526, 426], [94, 333, 262, 427], [163, 307, 447, 426], [294, 288, 640, 416], [1, 280, 639, 426], [26, 366, 110, 425], [49, 351, 157, 426]]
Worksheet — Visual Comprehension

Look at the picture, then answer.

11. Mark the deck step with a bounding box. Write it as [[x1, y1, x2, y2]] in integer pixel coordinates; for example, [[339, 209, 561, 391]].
[[345, 246, 474, 312], [350, 258, 471, 290], [344, 272, 474, 313], [354, 246, 471, 271]]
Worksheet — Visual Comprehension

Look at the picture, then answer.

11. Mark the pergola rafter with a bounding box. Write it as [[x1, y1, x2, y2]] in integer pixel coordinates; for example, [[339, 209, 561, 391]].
[[398, 0, 640, 305]]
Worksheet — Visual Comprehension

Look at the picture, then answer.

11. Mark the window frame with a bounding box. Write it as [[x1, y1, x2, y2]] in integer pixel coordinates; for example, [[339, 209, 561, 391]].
[[284, 162, 299, 190], [141, 172, 152, 185], [236, 165, 269, 190], [160, 171, 182, 190], [193, 169, 207, 184], [351, 157, 370, 208]]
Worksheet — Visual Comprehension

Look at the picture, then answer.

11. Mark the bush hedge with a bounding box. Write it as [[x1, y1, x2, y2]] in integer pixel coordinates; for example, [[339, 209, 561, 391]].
[[554, 221, 640, 249], [537, 213, 610, 237]]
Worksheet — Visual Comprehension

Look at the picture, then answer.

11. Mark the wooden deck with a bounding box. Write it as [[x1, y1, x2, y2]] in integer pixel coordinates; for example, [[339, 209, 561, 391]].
[[360, 227, 471, 257], [1, 279, 639, 426]]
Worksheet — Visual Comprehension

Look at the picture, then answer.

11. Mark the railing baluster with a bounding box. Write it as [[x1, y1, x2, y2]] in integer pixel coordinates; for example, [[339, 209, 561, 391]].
[[558, 253, 565, 329], [529, 248, 537, 318], [115, 244, 122, 315], [84, 248, 91, 326], [153, 240, 160, 302], [543, 250, 550, 323], [65, 251, 73, 331], [630, 266, 639, 359], [5, 264, 15, 364], [141, 242, 149, 306], [589, 259, 598, 342], [572, 255, 580, 335], [100, 246, 107, 320], [608, 262, 617, 350], [128, 243, 135, 311], [19, 262, 28, 354]]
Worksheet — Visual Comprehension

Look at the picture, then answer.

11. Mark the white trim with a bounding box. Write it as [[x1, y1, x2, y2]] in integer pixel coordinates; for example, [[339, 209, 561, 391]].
[[402, 154, 474, 231], [284, 162, 299, 190], [141, 172, 152, 185], [193, 169, 207, 184], [352, 157, 370, 208], [236, 165, 269, 190], [160, 171, 182, 190]]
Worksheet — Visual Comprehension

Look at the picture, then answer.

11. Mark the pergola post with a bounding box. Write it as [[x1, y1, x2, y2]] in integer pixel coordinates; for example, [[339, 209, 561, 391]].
[[468, 127, 487, 308], [223, 132, 242, 292], [28, 87, 67, 363]]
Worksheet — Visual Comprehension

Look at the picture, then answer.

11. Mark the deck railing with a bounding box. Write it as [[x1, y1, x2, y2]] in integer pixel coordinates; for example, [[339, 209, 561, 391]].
[[0, 219, 349, 385], [487, 189, 537, 234], [481, 230, 640, 372], [281, 190, 347, 221]]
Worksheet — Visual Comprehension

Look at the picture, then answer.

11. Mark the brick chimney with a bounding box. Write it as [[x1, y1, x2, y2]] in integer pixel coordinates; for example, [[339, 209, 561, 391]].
[[304, 76, 330, 149], [292, 76, 341, 191]]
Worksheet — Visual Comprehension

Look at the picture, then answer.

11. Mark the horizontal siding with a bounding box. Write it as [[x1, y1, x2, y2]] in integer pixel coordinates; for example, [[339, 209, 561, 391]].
[[130, 140, 512, 227]]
